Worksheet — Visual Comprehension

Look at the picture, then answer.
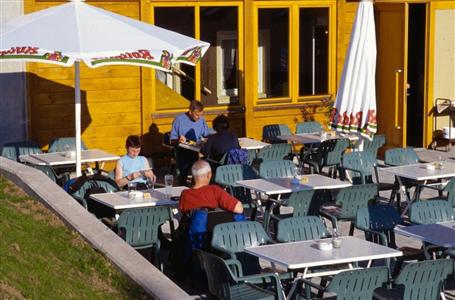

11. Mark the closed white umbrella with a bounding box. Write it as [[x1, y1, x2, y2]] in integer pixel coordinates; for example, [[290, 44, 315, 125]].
[[330, 0, 377, 140], [0, 0, 209, 176]]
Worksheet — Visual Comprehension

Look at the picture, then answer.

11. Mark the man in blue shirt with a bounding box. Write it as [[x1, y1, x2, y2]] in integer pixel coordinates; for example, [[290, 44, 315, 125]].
[[170, 100, 209, 144], [171, 100, 209, 185]]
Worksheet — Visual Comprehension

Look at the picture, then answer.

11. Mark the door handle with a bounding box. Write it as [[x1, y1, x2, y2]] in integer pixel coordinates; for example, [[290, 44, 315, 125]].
[[394, 69, 403, 129]]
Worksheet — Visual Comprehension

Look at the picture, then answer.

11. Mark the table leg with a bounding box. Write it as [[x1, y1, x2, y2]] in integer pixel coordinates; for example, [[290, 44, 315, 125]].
[[400, 178, 427, 217], [398, 176, 413, 217], [264, 194, 282, 231], [286, 268, 308, 300]]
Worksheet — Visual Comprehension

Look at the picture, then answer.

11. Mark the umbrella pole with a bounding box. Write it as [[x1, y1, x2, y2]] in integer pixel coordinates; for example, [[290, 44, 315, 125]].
[[75, 61, 82, 177]]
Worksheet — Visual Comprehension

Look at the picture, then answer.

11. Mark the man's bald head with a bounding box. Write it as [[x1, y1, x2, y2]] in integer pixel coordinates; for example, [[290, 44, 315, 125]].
[[191, 159, 212, 179]]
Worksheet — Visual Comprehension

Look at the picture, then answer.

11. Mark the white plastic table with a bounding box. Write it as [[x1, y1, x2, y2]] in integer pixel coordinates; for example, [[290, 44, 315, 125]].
[[277, 132, 359, 145], [19, 149, 119, 166], [238, 137, 270, 150], [237, 175, 351, 230], [89, 186, 188, 219], [245, 236, 402, 299], [395, 221, 455, 258], [236, 175, 351, 195], [178, 137, 270, 153], [381, 161, 455, 215]]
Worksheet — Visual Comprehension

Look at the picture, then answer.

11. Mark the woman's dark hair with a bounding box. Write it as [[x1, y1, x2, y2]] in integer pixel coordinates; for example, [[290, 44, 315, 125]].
[[125, 135, 141, 148], [212, 114, 229, 132]]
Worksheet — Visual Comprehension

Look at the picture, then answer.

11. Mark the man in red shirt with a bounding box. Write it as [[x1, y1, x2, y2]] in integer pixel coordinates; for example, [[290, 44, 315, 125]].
[[179, 159, 243, 214]]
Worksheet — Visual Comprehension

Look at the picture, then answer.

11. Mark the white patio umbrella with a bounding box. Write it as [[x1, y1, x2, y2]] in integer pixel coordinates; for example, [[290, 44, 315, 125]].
[[330, 0, 377, 140], [0, 0, 209, 176]]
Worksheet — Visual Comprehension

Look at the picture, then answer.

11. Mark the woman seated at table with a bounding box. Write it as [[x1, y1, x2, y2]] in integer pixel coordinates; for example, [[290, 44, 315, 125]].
[[200, 114, 240, 162], [115, 135, 156, 189]]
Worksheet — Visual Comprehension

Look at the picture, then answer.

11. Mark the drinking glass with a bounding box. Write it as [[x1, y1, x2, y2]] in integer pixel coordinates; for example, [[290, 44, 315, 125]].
[[332, 227, 342, 248], [164, 174, 174, 199], [292, 167, 302, 184], [145, 176, 155, 191], [64, 144, 71, 158], [127, 182, 137, 199]]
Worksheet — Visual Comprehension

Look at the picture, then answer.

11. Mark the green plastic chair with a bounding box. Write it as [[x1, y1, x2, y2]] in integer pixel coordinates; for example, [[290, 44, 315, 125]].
[[194, 249, 284, 300], [355, 205, 423, 275], [320, 183, 378, 235], [342, 151, 398, 205], [276, 216, 330, 243], [384, 147, 421, 206], [67, 174, 120, 214], [262, 124, 291, 144], [211, 221, 272, 276], [363, 134, 385, 162], [117, 207, 173, 271], [295, 121, 322, 134], [355, 205, 404, 248], [259, 160, 296, 179], [408, 200, 455, 224], [215, 164, 258, 187], [257, 144, 293, 162], [48, 137, 88, 153], [269, 190, 331, 224], [323, 267, 389, 299], [384, 147, 420, 166], [30, 164, 69, 187], [301, 138, 349, 178], [376, 259, 454, 300], [341, 151, 378, 184], [421, 177, 455, 208], [1, 140, 42, 162], [214, 164, 258, 219], [258, 159, 299, 231]]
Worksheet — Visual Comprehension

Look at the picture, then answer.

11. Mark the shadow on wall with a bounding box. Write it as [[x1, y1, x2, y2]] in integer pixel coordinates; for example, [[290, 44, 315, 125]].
[[27, 73, 91, 148], [141, 123, 165, 157], [0, 72, 27, 146]]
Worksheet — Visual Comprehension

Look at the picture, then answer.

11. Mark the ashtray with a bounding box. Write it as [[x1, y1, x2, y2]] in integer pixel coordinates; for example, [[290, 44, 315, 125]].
[[317, 241, 333, 251], [128, 191, 143, 200], [424, 164, 436, 170]]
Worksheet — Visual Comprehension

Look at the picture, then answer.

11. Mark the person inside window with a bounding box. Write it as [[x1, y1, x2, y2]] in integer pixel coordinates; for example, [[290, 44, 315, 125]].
[[115, 135, 156, 189], [201, 114, 240, 162], [170, 100, 210, 185]]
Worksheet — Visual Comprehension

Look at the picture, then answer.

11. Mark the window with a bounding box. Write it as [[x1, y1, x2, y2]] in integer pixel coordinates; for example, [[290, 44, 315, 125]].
[[216, 31, 238, 103], [258, 8, 289, 98], [154, 7, 195, 106], [200, 7, 239, 106], [299, 8, 329, 96]]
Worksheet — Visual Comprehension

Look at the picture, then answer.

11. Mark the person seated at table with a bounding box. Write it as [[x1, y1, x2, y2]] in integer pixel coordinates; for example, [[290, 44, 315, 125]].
[[171, 160, 243, 281], [170, 100, 210, 185], [179, 159, 243, 214], [115, 135, 156, 189], [200, 114, 240, 162]]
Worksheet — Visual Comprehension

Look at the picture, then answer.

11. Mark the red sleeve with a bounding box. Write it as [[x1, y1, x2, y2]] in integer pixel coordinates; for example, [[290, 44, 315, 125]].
[[179, 189, 190, 212], [213, 185, 240, 212]]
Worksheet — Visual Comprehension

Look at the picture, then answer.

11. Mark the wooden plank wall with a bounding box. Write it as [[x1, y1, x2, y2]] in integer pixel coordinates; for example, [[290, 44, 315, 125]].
[[336, 0, 358, 86], [25, 0, 357, 161], [26, 1, 141, 155]]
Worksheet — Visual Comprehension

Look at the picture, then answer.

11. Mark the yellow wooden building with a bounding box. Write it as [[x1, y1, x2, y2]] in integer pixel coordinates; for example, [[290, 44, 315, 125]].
[[23, 0, 455, 160]]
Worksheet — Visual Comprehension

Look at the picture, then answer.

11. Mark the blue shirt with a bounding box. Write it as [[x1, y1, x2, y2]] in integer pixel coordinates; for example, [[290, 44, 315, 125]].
[[170, 112, 209, 142], [119, 155, 147, 183]]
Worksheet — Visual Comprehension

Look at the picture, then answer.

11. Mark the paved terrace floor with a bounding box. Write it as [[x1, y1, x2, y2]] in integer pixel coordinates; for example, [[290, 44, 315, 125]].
[[153, 148, 455, 299]]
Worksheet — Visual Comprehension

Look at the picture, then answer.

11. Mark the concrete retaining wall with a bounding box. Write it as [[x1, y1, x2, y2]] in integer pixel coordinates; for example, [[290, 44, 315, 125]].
[[0, 157, 191, 299]]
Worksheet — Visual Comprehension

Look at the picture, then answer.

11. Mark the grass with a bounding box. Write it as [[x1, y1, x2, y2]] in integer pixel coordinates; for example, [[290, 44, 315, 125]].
[[0, 175, 150, 299]]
